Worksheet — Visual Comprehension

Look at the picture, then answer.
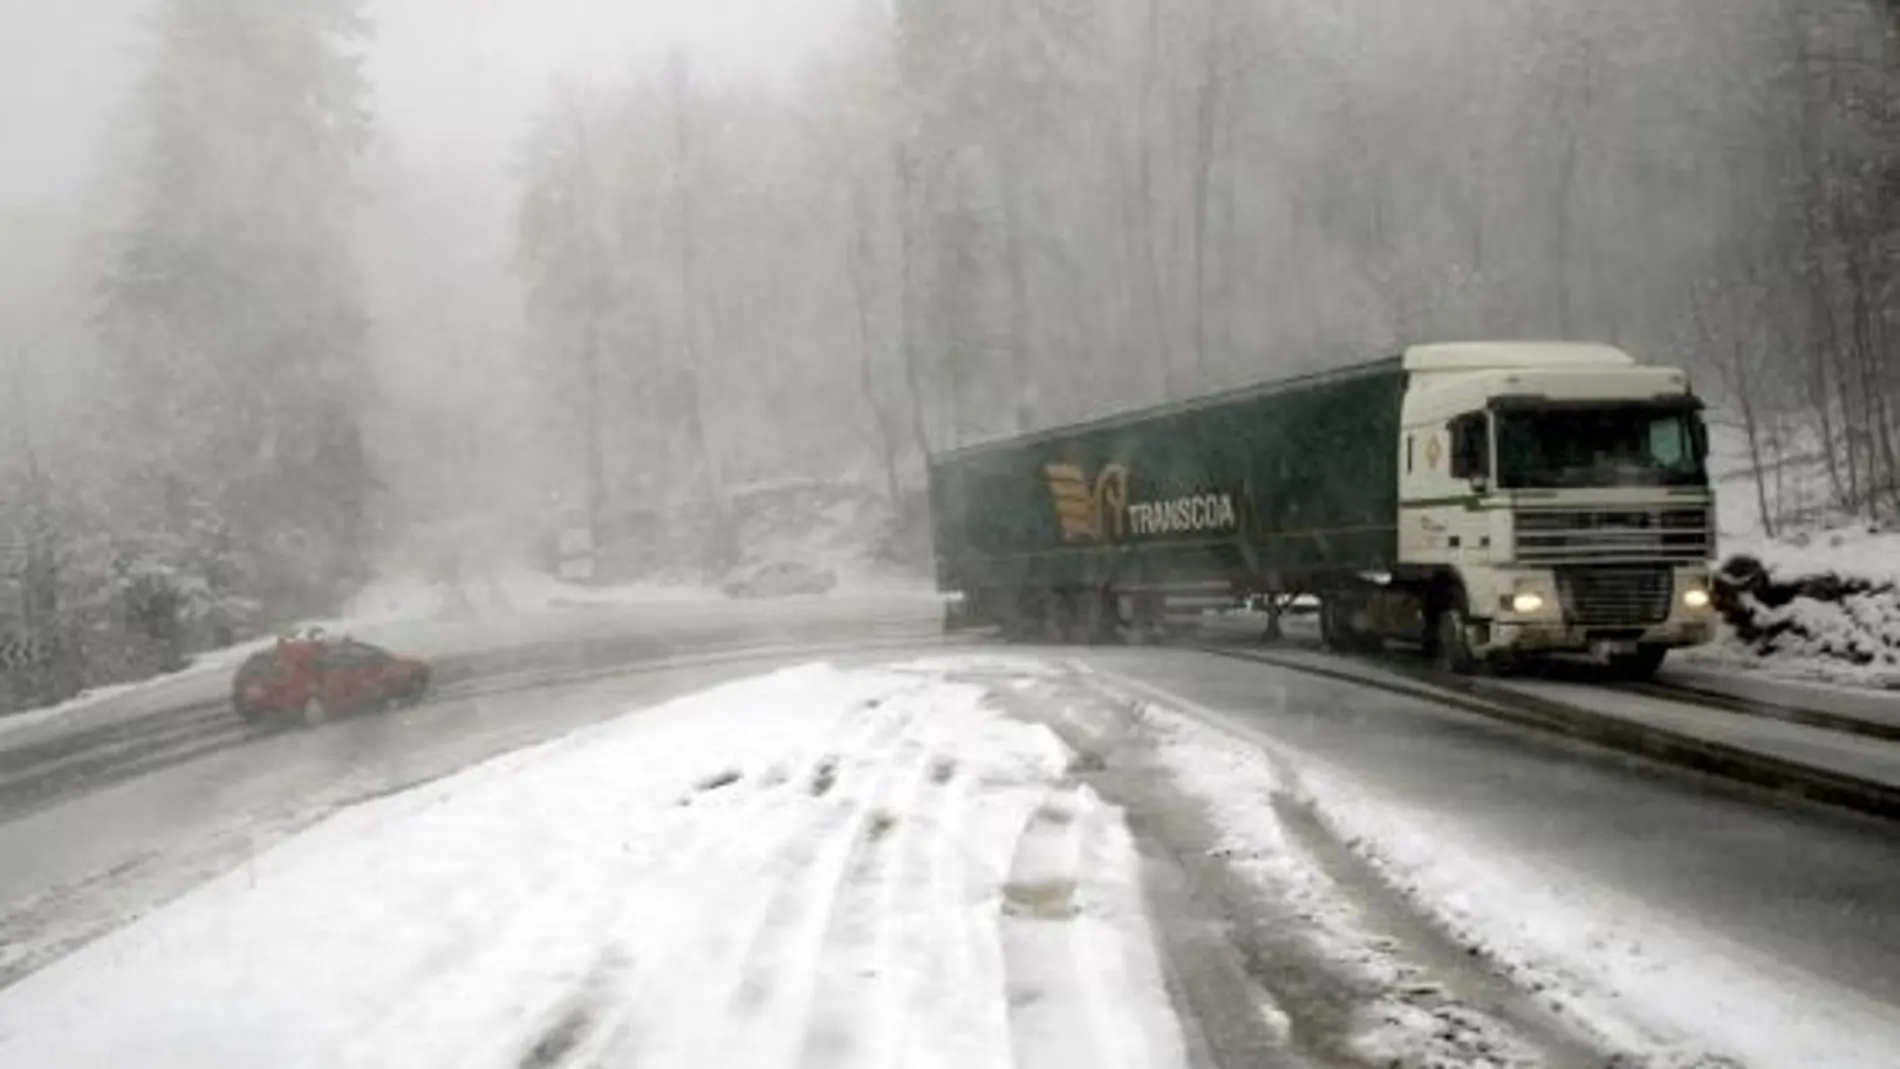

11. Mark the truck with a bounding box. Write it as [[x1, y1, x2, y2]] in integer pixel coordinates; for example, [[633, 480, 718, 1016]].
[[926, 342, 1718, 677]]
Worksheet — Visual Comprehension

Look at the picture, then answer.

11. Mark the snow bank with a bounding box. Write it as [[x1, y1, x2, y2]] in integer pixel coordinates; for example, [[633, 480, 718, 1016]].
[[1697, 525, 1900, 687], [0, 662, 1187, 1069], [0, 680, 147, 740]]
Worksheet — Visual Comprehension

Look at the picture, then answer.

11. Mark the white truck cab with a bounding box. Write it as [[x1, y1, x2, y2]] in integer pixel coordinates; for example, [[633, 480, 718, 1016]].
[[1394, 342, 1717, 675]]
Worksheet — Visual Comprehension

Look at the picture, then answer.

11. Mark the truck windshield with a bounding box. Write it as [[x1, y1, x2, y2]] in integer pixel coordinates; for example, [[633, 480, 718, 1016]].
[[1495, 405, 1708, 489]]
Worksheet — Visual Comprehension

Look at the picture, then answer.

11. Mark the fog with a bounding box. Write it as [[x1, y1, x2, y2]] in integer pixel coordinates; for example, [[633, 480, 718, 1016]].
[[0, 0, 1894, 705]]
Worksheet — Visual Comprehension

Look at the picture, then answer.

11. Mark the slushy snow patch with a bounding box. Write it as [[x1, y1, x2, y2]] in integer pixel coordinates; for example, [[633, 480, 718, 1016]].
[[1106, 677, 1900, 1069], [1130, 702, 1548, 1069], [1288, 759, 1900, 1068], [0, 663, 1188, 1069]]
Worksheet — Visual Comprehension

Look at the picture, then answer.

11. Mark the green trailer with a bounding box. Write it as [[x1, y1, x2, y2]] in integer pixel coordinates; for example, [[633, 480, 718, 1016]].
[[928, 358, 1408, 634], [928, 342, 1721, 675]]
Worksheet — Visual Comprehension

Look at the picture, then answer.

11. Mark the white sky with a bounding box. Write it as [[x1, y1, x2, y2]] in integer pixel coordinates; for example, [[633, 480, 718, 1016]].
[[0, 0, 848, 209], [371, 0, 846, 173]]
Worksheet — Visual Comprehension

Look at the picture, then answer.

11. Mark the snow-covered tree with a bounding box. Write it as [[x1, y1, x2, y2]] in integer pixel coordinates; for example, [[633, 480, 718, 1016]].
[[96, 0, 377, 621]]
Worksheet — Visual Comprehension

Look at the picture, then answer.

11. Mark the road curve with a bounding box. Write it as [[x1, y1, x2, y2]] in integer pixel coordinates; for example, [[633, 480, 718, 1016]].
[[0, 596, 950, 989]]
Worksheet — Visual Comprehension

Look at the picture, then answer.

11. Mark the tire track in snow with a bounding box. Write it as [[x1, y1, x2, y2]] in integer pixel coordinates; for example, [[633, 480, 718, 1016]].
[[537, 695, 908, 1068], [789, 733, 937, 1069], [721, 732, 938, 1067], [905, 740, 1019, 1069], [352, 685, 925, 1069], [999, 786, 1121, 1068], [995, 764, 1193, 1069], [617, 693, 928, 1069]]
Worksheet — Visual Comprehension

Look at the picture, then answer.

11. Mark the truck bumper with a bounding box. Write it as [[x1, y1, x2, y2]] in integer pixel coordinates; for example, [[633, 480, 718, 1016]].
[[1483, 616, 1717, 655], [1474, 565, 1719, 656]]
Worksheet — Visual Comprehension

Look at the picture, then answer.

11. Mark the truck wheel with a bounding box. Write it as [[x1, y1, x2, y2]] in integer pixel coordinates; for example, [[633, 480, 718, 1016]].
[[1434, 594, 1480, 676], [1608, 644, 1668, 679], [1127, 592, 1165, 645], [1319, 598, 1352, 651]]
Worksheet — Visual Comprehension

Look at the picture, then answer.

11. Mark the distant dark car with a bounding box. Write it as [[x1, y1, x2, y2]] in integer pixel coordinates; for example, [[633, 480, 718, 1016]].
[[232, 634, 432, 724], [721, 561, 839, 599]]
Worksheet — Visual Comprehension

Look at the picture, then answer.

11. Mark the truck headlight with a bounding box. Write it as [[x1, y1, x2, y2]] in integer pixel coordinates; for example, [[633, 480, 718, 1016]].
[[1682, 587, 1711, 610], [1510, 591, 1546, 614]]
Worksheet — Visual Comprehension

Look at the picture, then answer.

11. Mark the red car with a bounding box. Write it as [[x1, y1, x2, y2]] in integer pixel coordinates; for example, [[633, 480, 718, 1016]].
[[233, 633, 432, 724]]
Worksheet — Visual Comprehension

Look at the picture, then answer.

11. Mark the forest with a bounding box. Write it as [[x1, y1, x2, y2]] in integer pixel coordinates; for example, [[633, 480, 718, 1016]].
[[0, 0, 1895, 705]]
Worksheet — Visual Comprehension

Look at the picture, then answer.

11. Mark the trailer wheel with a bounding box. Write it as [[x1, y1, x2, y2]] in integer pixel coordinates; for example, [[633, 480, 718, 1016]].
[[997, 590, 1036, 643], [1126, 592, 1164, 645], [1040, 589, 1080, 644], [1076, 587, 1121, 645]]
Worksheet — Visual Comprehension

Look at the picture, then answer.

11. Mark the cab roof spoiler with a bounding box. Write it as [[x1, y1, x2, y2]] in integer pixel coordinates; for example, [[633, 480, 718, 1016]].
[[1486, 392, 1704, 412]]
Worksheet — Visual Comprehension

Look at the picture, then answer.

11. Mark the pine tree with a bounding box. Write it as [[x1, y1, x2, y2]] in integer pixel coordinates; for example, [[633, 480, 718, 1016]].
[[97, 0, 376, 621]]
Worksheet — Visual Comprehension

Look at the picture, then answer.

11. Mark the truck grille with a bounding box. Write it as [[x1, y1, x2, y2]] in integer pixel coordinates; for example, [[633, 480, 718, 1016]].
[[1513, 507, 1711, 564], [1556, 566, 1673, 626]]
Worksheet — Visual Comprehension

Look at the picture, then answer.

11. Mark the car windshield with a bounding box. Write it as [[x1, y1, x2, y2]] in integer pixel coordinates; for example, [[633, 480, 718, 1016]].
[[1495, 406, 1709, 489]]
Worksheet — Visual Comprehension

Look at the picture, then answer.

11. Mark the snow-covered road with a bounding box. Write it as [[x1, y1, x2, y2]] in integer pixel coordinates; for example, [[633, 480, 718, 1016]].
[[4, 642, 1900, 1069], [0, 661, 1192, 1069], [1086, 648, 1900, 1068]]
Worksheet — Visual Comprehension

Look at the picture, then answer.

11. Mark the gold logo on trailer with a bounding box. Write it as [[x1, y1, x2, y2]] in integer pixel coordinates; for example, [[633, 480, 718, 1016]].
[[1045, 462, 1130, 542], [1044, 463, 1238, 543]]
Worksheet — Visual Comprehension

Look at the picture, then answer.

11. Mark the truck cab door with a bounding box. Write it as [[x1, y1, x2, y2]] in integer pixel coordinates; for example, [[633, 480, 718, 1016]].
[[1401, 412, 1492, 564]]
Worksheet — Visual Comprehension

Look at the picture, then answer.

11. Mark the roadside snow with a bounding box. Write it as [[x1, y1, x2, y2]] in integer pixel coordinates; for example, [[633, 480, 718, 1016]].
[[1681, 611, 1900, 689], [0, 681, 147, 740], [0, 644, 262, 741], [1149, 703, 1900, 1069], [0, 662, 1188, 1069]]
